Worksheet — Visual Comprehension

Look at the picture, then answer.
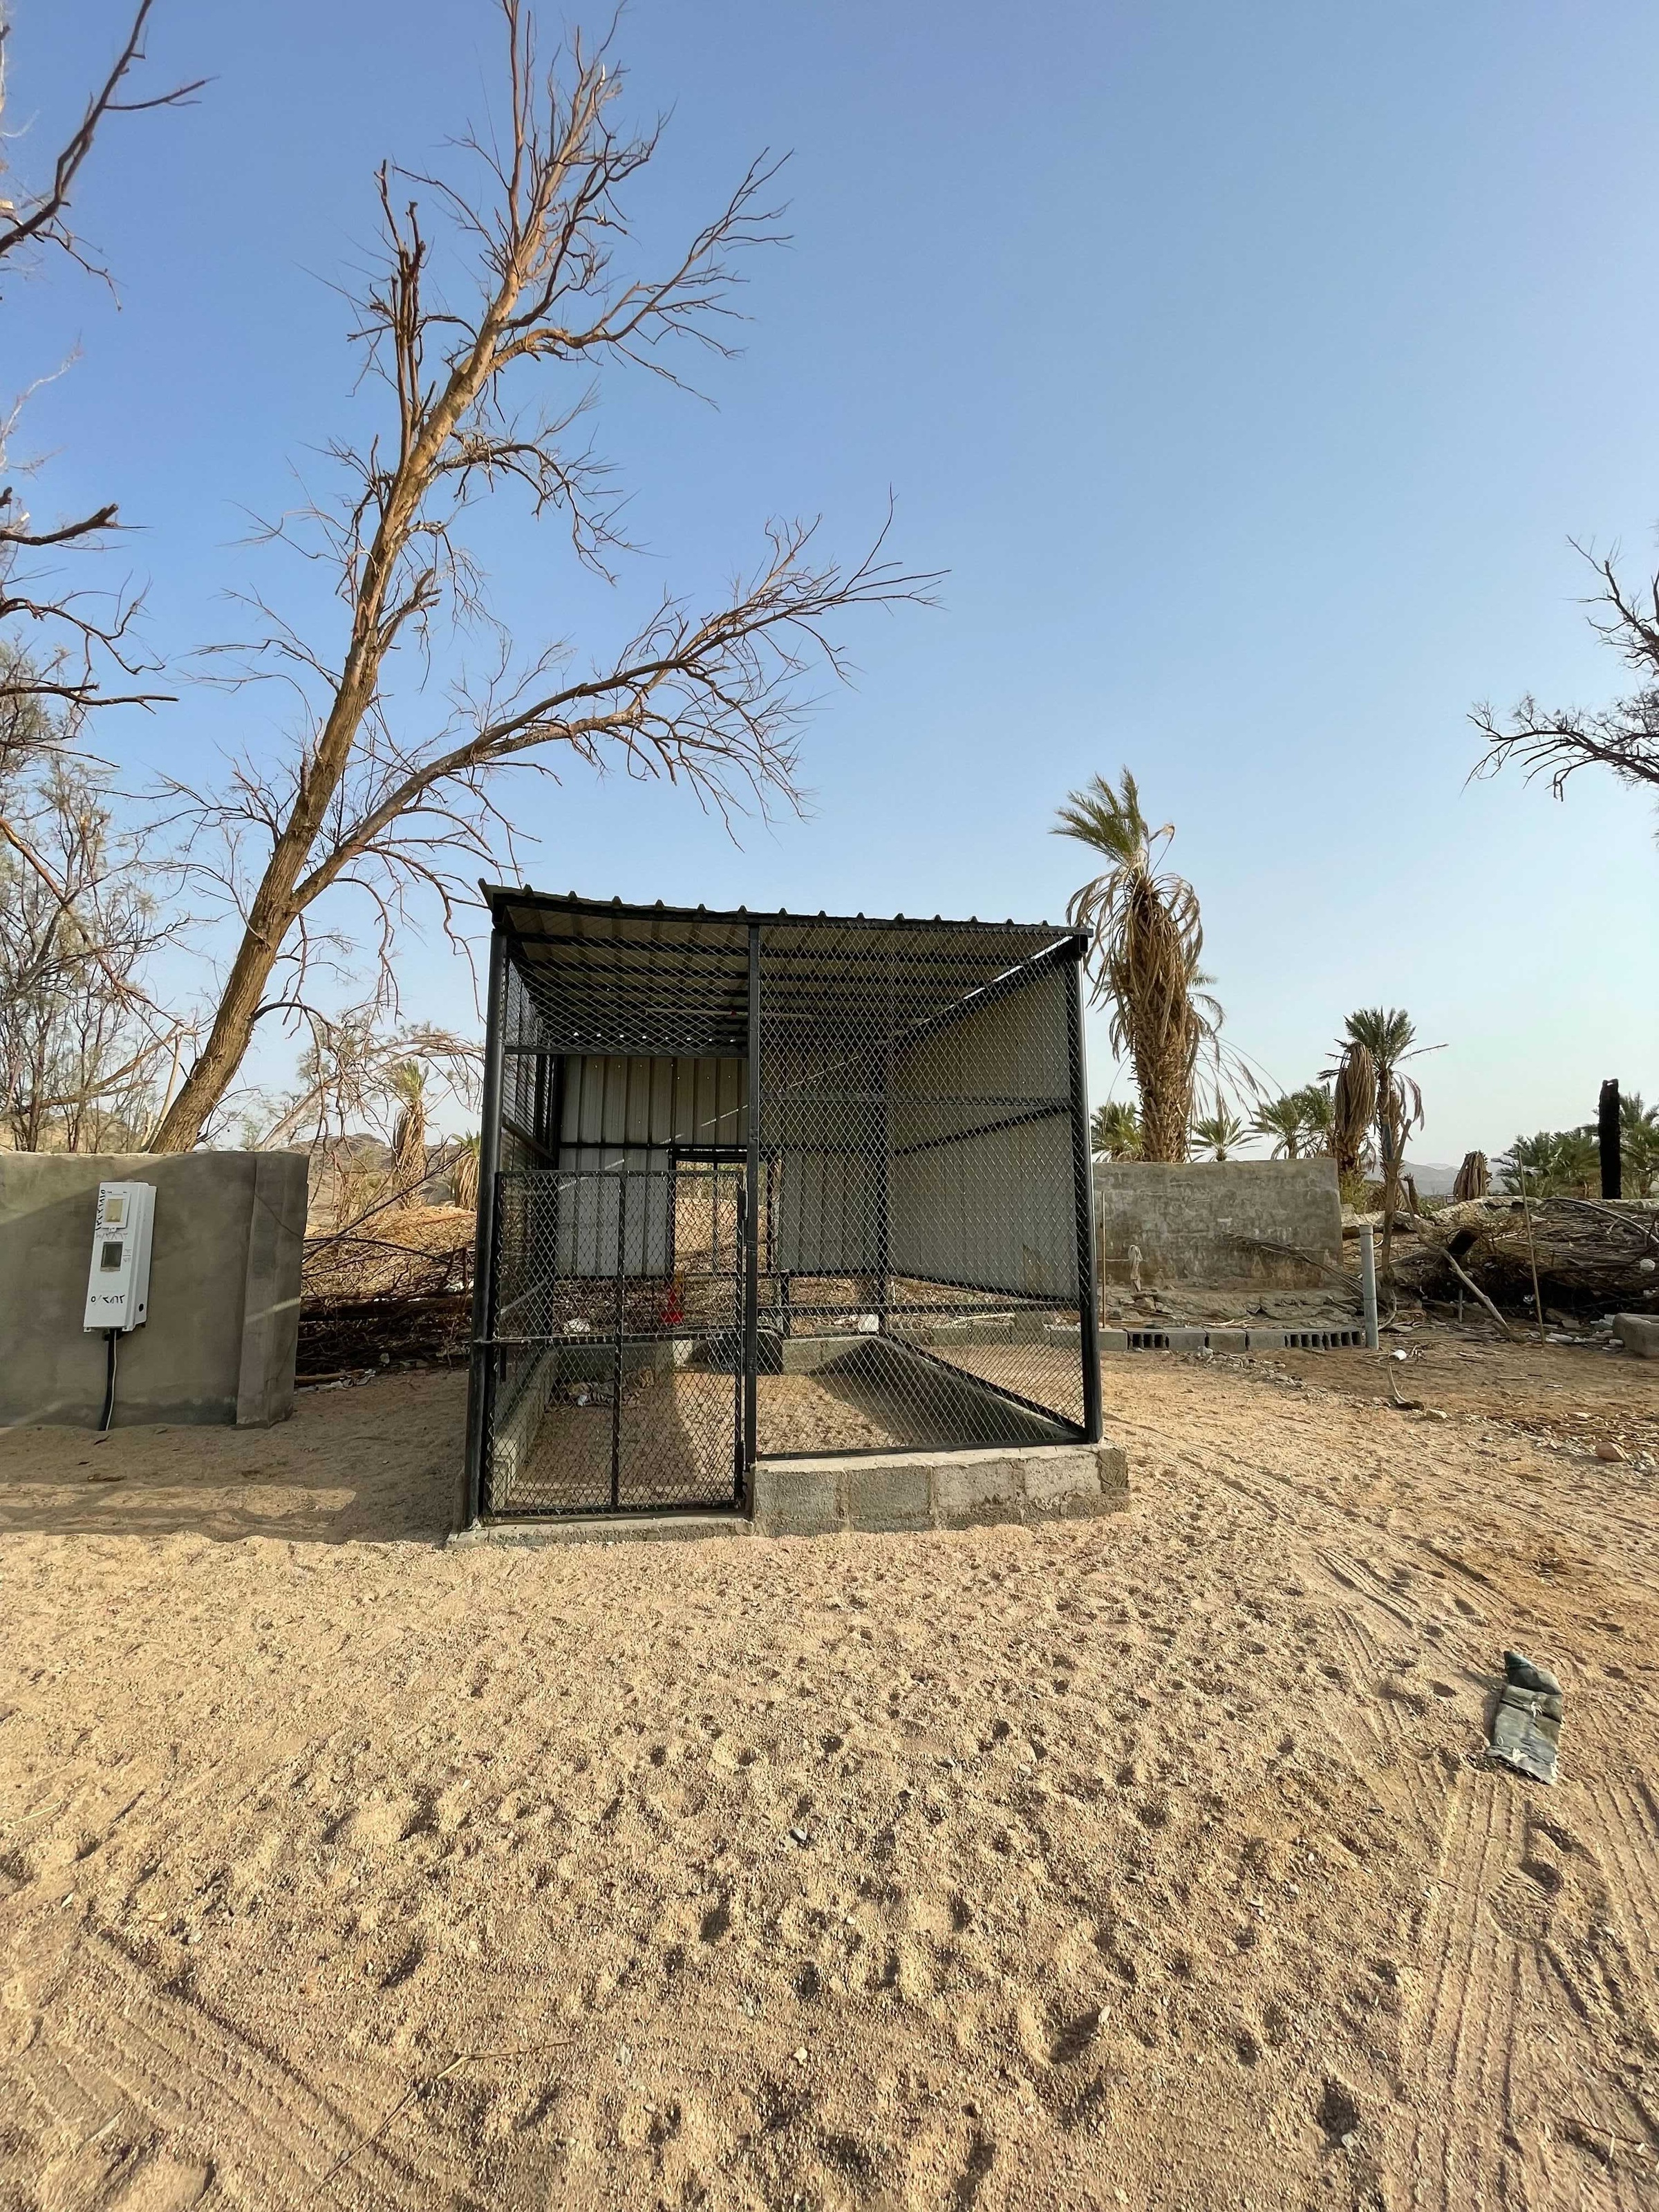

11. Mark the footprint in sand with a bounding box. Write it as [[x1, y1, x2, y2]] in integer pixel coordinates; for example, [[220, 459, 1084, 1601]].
[[331, 1794, 418, 1850], [104, 2154, 212, 2211]]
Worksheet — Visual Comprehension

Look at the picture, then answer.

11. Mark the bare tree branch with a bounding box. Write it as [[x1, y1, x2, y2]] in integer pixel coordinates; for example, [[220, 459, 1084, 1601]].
[[149, 3, 936, 1153], [0, 3, 198, 724], [0, 710, 188, 1150], [0, 0, 205, 282], [1471, 542, 1659, 803]]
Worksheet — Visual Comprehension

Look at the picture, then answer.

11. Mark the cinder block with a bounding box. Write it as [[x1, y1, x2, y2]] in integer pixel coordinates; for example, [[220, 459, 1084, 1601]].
[[932, 1456, 1023, 1526], [1094, 1443, 1130, 1499], [1244, 1328, 1285, 1351], [1162, 1328, 1208, 1353], [751, 1465, 841, 1535], [1615, 1313, 1659, 1358], [1019, 1446, 1101, 1508], [1125, 1329, 1170, 1351], [843, 1465, 931, 1531], [964, 1320, 1016, 1344], [1098, 1328, 1130, 1352], [1205, 1329, 1248, 1353], [1042, 1320, 1082, 1345]]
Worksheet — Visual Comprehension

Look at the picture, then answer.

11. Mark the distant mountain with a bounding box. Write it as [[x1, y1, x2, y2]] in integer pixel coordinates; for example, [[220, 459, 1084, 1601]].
[[1403, 1161, 1461, 1197]]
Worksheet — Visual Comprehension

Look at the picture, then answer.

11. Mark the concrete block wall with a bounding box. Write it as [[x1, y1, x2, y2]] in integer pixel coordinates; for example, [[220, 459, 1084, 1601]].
[[0, 1150, 307, 1428], [1094, 1159, 1342, 1290]]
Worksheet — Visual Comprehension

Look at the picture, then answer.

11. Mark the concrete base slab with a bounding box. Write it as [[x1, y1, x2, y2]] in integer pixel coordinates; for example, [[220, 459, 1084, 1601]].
[[451, 1512, 747, 1549], [751, 1441, 1128, 1538], [453, 1438, 1131, 1546]]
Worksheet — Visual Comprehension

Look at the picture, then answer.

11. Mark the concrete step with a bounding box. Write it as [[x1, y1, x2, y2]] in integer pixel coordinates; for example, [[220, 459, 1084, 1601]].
[[451, 1512, 748, 1549]]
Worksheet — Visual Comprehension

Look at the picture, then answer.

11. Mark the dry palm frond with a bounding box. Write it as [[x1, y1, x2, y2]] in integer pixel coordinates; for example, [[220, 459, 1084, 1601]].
[[387, 1061, 428, 1194], [1331, 1042, 1376, 1181], [1335, 1007, 1433, 1277], [452, 1134, 481, 1213], [1452, 1150, 1490, 1201]]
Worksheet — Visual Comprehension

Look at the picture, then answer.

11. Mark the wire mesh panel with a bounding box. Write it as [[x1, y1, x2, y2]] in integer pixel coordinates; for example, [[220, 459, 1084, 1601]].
[[465, 894, 1098, 1521], [485, 1163, 744, 1513], [756, 919, 1089, 1456]]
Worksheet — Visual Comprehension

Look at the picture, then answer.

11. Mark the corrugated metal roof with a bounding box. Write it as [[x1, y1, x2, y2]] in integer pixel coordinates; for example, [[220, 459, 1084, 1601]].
[[483, 885, 1080, 1059]]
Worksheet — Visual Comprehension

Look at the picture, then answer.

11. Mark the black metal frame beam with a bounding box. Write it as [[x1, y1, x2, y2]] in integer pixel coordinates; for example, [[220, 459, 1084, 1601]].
[[742, 924, 762, 1497], [462, 925, 508, 1524], [1066, 949, 1103, 1443]]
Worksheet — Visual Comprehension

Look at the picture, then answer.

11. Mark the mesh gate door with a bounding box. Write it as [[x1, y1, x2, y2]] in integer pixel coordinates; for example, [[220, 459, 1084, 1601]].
[[483, 1158, 745, 1514]]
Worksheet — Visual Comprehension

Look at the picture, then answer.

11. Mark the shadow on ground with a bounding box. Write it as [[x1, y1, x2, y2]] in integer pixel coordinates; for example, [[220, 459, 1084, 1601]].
[[0, 1369, 466, 1544]]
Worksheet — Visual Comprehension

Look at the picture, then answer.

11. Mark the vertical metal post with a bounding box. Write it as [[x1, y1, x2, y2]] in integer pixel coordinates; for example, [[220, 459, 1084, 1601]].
[[462, 924, 509, 1526], [742, 924, 762, 1497], [1600, 1078, 1622, 1201], [1065, 947, 1103, 1443], [731, 1168, 747, 1494], [1359, 1224, 1380, 1351], [873, 940, 893, 1332], [611, 1170, 626, 1510]]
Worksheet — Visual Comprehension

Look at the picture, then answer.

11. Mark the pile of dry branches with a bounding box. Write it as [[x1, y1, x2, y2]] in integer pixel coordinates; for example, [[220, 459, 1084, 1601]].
[[298, 1204, 476, 1376], [1406, 1196, 1659, 1311]]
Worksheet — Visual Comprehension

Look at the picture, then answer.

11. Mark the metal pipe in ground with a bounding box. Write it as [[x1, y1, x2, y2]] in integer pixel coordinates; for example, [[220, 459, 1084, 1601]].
[[1359, 1224, 1380, 1351]]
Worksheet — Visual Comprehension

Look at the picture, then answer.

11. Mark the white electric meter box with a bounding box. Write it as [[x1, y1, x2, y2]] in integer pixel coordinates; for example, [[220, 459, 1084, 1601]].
[[82, 1181, 156, 1333]]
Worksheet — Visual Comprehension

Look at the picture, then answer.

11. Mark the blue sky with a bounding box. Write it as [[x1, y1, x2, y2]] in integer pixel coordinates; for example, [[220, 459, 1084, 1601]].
[[15, 0, 1658, 1153]]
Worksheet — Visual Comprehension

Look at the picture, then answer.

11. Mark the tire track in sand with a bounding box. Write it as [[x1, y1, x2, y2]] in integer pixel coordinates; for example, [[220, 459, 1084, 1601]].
[[1403, 1773, 1659, 2212], [1405, 1774, 1530, 2211], [11, 1922, 473, 2209]]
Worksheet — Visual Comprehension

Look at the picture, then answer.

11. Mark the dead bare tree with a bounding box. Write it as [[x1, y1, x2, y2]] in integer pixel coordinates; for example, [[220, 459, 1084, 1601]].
[[149, 3, 932, 1154], [0, 705, 182, 1148], [0, 1, 201, 724], [1471, 543, 1659, 805], [238, 1013, 478, 1237]]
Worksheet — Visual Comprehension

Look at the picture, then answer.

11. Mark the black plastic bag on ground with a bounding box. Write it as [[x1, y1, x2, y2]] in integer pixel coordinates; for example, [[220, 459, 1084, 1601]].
[[1488, 1649, 1563, 1785]]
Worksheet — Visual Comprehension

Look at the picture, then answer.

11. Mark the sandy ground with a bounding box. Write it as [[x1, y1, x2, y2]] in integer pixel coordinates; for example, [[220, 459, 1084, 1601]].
[[2, 1341, 1658, 2211]]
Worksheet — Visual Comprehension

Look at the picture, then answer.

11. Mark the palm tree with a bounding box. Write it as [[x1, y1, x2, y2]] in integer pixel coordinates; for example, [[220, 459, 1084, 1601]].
[[1190, 1103, 1246, 1161], [452, 1132, 481, 1212], [1293, 1082, 1334, 1154], [1329, 1040, 1377, 1187], [1498, 1129, 1598, 1199], [1054, 770, 1214, 1163], [1251, 1093, 1311, 1159], [1091, 1098, 1143, 1161], [387, 1061, 429, 1197], [1335, 1008, 1427, 1274], [1621, 1092, 1659, 1197]]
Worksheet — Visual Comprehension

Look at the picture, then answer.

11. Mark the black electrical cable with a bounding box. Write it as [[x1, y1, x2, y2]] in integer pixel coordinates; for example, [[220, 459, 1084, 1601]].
[[99, 1327, 118, 1434]]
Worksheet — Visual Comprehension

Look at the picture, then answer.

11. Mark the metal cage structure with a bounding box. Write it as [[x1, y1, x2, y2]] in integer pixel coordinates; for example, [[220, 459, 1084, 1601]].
[[462, 890, 1102, 1521]]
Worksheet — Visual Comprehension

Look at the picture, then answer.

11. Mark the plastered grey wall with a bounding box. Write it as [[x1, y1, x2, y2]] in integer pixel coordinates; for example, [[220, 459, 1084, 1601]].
[[1093, 1159, 1341, 1289], [0, 1150, 308, 1429]]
